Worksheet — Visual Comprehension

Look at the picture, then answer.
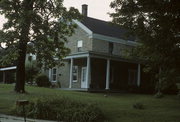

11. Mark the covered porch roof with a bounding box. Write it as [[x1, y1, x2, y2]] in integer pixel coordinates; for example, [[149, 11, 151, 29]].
[[64, 51, 142, 64]]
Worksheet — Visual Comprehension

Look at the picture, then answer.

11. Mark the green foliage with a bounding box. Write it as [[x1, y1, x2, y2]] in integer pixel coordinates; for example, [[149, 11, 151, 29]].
[[0, 47, 18, 66], [25, 60, 40, 84], [12, 97, 105, 122], [35, 74, 51, 87], [156, 69, 179, 94], [110, 0, 180, 93], [1, 84, 180, 122], [0, 0, 81, 92], [0, 0, 81, 68], [57, 81, 61, 88]]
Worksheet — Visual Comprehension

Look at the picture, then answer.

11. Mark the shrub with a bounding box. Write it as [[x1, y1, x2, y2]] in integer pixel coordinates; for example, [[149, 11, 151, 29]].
[[25, 61, 40, 84], [35, 74, 51, 87], [161, 82, 178, 94], [12, 97, 105, 122], [57, 81, 61, 88], [133, 102, 145, 110]]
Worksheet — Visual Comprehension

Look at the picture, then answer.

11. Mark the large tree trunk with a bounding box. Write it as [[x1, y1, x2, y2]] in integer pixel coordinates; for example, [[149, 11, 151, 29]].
[[15, 42, 27, 93], [14, 0, 34, 93]]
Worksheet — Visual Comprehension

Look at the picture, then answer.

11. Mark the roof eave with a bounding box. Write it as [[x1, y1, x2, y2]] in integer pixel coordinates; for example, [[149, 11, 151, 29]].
[[73, 19, 140, 47]]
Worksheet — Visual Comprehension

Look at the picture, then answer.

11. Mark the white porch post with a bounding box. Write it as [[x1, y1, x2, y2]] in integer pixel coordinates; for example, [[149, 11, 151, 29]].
[[105, 59, 110, 90], [86, 56, 90, 89], [49, 69, 51, 82], [137, 64, 141, 87], [69, 58, 74, 88], [3, 71, 5, 83]]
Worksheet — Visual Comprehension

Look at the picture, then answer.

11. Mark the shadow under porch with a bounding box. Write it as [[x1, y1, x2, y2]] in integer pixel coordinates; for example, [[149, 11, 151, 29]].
[[90, 58, 139, 92]]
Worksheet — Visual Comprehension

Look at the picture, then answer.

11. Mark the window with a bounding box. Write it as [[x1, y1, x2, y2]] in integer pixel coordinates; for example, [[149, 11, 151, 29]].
[[52, 68, 57, 82], [128, 69, 137, 85], [73, 66, 78, 82], [109, 42, 114, 54], [77, 40, 83, 52]]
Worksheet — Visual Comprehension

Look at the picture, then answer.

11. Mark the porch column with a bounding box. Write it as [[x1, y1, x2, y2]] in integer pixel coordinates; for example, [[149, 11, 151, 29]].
[[49, 69, 51, 81], [86, 56, 91, 89], [105, 59, 110, 90], [137, 64, 141, 87], [3, 71, 5, 83], [69, 58, 74, 88]]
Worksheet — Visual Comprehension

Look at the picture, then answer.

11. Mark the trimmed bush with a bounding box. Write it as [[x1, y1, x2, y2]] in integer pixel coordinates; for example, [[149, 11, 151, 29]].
[[12, 97, 105, 122], [35, 74, 51, 87]]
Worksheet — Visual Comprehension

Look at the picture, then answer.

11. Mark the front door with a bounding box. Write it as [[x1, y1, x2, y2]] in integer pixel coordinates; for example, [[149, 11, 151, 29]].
[[81, 67, 87, 88]]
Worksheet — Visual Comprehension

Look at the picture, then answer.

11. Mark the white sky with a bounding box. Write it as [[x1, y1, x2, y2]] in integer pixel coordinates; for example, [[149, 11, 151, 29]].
[[0, 0, 114, 29]]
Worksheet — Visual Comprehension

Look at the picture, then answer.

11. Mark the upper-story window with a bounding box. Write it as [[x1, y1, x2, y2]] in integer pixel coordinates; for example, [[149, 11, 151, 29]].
[[109, 42, 114, 54], [77, 40, 83, 52]]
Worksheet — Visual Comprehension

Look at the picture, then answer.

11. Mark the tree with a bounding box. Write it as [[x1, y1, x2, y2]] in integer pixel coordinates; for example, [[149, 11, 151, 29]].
[[0, 0, 81, 93], [25, 60, 40, 85], [110, 0, 180, 93]]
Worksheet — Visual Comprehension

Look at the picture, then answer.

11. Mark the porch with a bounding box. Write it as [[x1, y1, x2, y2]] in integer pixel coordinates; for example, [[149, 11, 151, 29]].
[[65, 51, 141, 91]]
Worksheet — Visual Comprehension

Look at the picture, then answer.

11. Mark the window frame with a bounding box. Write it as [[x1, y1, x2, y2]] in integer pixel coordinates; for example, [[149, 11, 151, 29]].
[[77, 40, 83, 52], [72, 66, 78, 82], [51, 68, 57, 82]]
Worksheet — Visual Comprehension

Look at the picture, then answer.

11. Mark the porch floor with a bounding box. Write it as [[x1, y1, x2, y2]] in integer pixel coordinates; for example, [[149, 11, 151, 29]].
[[59, 88, 88, 91], [59, 88, 128, 93]]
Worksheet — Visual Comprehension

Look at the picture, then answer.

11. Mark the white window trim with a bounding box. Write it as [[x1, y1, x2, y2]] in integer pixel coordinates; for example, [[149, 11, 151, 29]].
[[51, 68, 57, 82], [81, 67, 87, 88], [77, 40, 83, 47]]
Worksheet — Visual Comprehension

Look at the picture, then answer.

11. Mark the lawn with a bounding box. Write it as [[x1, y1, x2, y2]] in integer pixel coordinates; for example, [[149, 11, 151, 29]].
[[0, 84, 180, 122]]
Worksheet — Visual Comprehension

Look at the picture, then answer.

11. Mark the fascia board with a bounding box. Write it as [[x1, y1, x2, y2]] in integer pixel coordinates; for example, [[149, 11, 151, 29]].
[[73, 20, 93, 38], [93, 33, 140, 46]]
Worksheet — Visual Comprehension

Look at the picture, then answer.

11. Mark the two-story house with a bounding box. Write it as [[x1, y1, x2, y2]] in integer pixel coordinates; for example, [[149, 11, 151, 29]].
[[46, 4, 146, 91]]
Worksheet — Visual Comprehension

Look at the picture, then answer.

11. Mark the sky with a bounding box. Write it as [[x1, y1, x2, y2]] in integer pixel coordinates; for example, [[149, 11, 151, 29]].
[[0, 0, 114, 29]]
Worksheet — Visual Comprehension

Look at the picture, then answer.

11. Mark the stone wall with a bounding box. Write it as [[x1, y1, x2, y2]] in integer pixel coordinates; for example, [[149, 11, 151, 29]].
[[92, 38, 134, 57], [65, 24, 135, 57], [58, 61, 70, 88], [65, 26, 92, 54]]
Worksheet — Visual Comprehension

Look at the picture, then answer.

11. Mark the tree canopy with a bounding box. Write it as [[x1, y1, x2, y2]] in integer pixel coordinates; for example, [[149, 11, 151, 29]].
[[0, 0, 81, 92], [110, 0, 180, 92]]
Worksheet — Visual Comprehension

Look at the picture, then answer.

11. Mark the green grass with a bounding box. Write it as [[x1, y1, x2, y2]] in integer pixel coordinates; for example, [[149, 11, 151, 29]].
[[0, 84, 180, 122]]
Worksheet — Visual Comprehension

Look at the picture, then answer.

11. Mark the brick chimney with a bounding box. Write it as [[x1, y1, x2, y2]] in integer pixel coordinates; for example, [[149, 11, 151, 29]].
[[82, 4, 88, 16]]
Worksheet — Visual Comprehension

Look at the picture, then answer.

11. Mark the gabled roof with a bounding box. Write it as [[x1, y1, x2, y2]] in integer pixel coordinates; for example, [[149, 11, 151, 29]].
[[81, 17, 135, 41]]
